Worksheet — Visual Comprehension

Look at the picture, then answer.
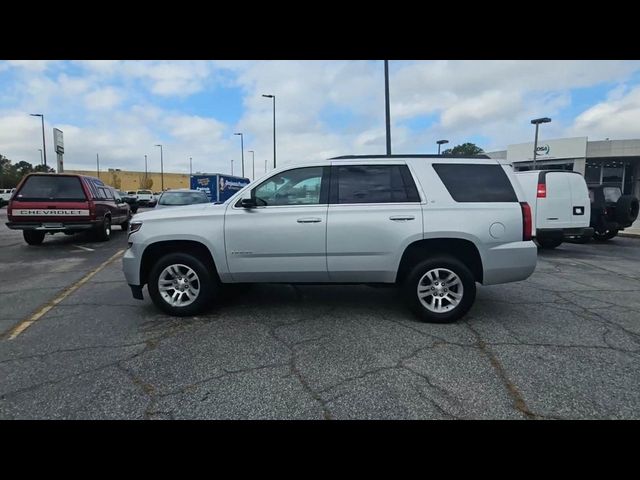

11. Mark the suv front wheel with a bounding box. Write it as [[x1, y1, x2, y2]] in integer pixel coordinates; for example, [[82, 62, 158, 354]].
[[404, 256, 476, 323], [147, 252, 218, 316]]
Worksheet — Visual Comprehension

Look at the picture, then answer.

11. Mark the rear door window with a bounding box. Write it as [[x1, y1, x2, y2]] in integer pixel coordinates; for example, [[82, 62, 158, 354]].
[[433, 164, 517, 202], [333, 165, 420, 204], [16, 176, 87, 201]]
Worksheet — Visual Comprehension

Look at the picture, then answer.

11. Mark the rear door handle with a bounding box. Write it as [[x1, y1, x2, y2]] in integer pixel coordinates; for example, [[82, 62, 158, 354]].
[[297, 217, 322, 223], [389, 215, 415, 221]]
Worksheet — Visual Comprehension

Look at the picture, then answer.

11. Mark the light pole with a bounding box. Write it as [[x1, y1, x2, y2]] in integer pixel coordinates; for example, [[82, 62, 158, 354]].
[[231, 159, 234, 176], [96, 153, 100, 178], [234, 132, 244, 177], [531, 117, 552, 169], [155, 144, 164, 190], [384, 60, 392, 155], [262, 94, 276, 168], [144, 154, 148, 188], [437, 139, 449, 155], [248, 150, 255, 180], [30, 113, 47, 168], [264, 159, 267, 174], [189, 156, 192, 177], [38, 149, 43, 165]]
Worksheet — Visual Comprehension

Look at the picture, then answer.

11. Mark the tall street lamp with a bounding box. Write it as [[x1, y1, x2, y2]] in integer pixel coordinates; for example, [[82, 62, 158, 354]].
[[264, 159, 267, 174], [384, 60, 392, 155], [189, 156, 193, 177], [231, 159, 234, 176], [155, 144, 164, 190], [96, 153, 100, 178], [437, 139, 449, 155], [38, 149, 43, 165], [30, 113, 47, 167], [248, 150, 255, 180], [262, 94, 276, 168], [531, 117, 552, 169], [144, 154, 148, 187], [234, 132, 244, 177]]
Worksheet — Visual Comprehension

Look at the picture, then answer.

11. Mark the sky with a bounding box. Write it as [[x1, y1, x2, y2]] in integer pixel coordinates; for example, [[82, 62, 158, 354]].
[[1, 60, 640, 180]]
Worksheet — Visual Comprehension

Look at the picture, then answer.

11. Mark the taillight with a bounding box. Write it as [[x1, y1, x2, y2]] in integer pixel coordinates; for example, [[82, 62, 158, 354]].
[[536, 183, 546, 198], [88, 200, 96, 219], [520, 202, 532, 241]]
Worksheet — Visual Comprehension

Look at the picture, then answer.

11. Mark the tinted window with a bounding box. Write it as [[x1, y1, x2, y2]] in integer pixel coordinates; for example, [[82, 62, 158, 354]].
[[433, 164, 517, 202], [16, 176, 86, 201], [158, 191, 209, 206], [336, 165, 419, 204], [253, 167, 324, 206]]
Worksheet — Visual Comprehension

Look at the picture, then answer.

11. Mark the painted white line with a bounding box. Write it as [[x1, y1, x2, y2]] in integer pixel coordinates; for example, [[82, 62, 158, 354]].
[[73, 244, 95, 252], [6, 249, 125, 340]]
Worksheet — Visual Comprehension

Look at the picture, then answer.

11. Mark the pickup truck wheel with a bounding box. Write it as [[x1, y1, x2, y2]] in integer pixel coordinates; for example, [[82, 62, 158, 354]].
[[404, 256, 476, 324], [23, 230, 45, 246], [120, 220, 129, 231], [148, 253, 217, 316], [94, 216, 111, 241], [616, 195, 639, 225], [593, 229, 618, 241], [537, 238, 562, 249]]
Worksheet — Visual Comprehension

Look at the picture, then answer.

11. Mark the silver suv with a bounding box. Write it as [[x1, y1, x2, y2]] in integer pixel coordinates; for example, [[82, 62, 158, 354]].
[[123, 155, 537, 323]]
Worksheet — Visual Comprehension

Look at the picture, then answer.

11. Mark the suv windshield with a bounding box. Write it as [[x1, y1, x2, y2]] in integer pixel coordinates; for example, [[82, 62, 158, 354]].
[[159, 191, 209, 206], [16, 176, 86, 201]]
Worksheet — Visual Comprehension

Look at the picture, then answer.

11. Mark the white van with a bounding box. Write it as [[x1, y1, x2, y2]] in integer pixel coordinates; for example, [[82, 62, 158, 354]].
[[514, 170, 593, 249]]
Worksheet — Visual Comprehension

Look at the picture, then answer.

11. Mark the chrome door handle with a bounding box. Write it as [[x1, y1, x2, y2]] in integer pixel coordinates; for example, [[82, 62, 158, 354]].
[[389, 215, 415, 221], [297, 217, 322, 223]]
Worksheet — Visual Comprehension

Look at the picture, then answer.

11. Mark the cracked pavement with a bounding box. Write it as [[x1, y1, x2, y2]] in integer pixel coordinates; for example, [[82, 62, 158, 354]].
[[1, 207, 640, 419]]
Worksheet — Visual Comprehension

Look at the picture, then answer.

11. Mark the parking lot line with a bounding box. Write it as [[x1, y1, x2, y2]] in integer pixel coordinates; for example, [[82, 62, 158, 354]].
[[73, 245, 95, 252], [5, 249, 126, 340]]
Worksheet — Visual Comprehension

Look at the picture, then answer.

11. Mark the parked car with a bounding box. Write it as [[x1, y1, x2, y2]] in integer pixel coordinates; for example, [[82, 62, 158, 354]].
[[5, 173, 131, 245], [118, 190, 139, 213], [136, 189, 154, 207], [0, 188, 16, 208], [155, 189, 210, 209], [123, 155, 537, 323], [514, 170, 593, 249], [588, 184, 639, 241]]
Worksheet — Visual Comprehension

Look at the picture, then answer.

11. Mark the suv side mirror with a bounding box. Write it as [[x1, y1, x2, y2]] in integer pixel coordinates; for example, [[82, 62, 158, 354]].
[[241, 198, 257, 209]]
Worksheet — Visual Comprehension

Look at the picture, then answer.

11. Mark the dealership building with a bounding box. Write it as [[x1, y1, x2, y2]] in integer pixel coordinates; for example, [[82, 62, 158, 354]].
[[487, 137, 640, 197]]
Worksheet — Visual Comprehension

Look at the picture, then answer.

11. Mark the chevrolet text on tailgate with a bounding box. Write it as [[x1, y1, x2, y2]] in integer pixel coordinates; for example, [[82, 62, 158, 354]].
[[6, 173, 132, 245], [123, 154, 538, 323]]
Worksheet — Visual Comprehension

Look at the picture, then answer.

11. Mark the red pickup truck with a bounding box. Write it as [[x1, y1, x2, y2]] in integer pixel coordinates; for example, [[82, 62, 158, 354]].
[[5, 173, 131, 245]]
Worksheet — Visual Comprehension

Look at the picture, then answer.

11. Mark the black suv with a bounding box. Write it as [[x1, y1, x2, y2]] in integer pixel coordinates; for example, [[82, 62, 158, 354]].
[[118, 190, 139, 213], [588, 184, 639, 241]]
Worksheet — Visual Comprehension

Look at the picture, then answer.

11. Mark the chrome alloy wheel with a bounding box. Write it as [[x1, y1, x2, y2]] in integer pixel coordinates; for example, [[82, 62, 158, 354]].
[[158, 264, 200, 307], [417, 268, 464, 313]]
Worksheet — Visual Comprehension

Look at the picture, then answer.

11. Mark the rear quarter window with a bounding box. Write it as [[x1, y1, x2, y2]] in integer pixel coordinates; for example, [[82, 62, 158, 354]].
[[433, 164, 517, 202]]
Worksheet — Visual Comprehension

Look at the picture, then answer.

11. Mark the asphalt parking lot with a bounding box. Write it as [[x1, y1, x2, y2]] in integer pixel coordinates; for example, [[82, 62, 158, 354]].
[[1, 206, 640, 419]]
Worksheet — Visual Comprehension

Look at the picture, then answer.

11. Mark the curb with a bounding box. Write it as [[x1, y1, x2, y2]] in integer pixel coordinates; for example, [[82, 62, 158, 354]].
[[619, 230, 640, 239]]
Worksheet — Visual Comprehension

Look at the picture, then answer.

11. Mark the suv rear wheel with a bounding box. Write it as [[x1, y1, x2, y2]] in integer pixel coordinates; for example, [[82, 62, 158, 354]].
[[537, 238, 562, 249], [94, 216, 111, 241], [147, 252, 218, 316], [23, 230, 45, 246], [404, 255, 476, 323]]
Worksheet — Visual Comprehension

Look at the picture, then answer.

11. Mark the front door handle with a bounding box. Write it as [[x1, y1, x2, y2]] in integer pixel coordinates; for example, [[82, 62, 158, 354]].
[[297, 217, 322, 223], [389, 215, 415, 221]]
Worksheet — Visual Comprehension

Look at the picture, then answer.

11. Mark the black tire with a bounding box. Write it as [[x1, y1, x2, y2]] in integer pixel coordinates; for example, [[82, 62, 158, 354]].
[[147, 252, 218, 316], [593, 229, 618, 241], [121, 219, 129, 231], [616, 195, 639, 225], [131, 206, 138, 214], [23, 230, 45, 246], [94, 216, 111, 241], [537, 238, 562, 249], [403, 255, 476, 324]]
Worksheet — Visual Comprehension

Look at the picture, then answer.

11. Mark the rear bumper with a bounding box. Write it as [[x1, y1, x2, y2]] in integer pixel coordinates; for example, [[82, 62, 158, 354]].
[[5, 221, 100, 231], [537, 227, 594, 240], [482, 241, 537, 285]]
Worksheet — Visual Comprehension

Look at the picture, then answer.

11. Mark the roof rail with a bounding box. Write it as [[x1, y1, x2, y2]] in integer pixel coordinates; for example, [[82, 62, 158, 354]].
[[329, 154, 491, 160]]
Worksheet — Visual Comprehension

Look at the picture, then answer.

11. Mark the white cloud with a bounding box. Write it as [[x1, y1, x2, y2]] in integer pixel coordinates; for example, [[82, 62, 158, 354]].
[[569, 86, 640, 139], [84, 87, 123, 110]]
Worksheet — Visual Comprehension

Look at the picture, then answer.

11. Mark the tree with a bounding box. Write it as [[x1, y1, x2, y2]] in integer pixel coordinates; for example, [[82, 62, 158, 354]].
[[0, 155, 54, 188], [442, 142, 485, 156], [139, 175, 153, 190], [110, 171, 122, 190]]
